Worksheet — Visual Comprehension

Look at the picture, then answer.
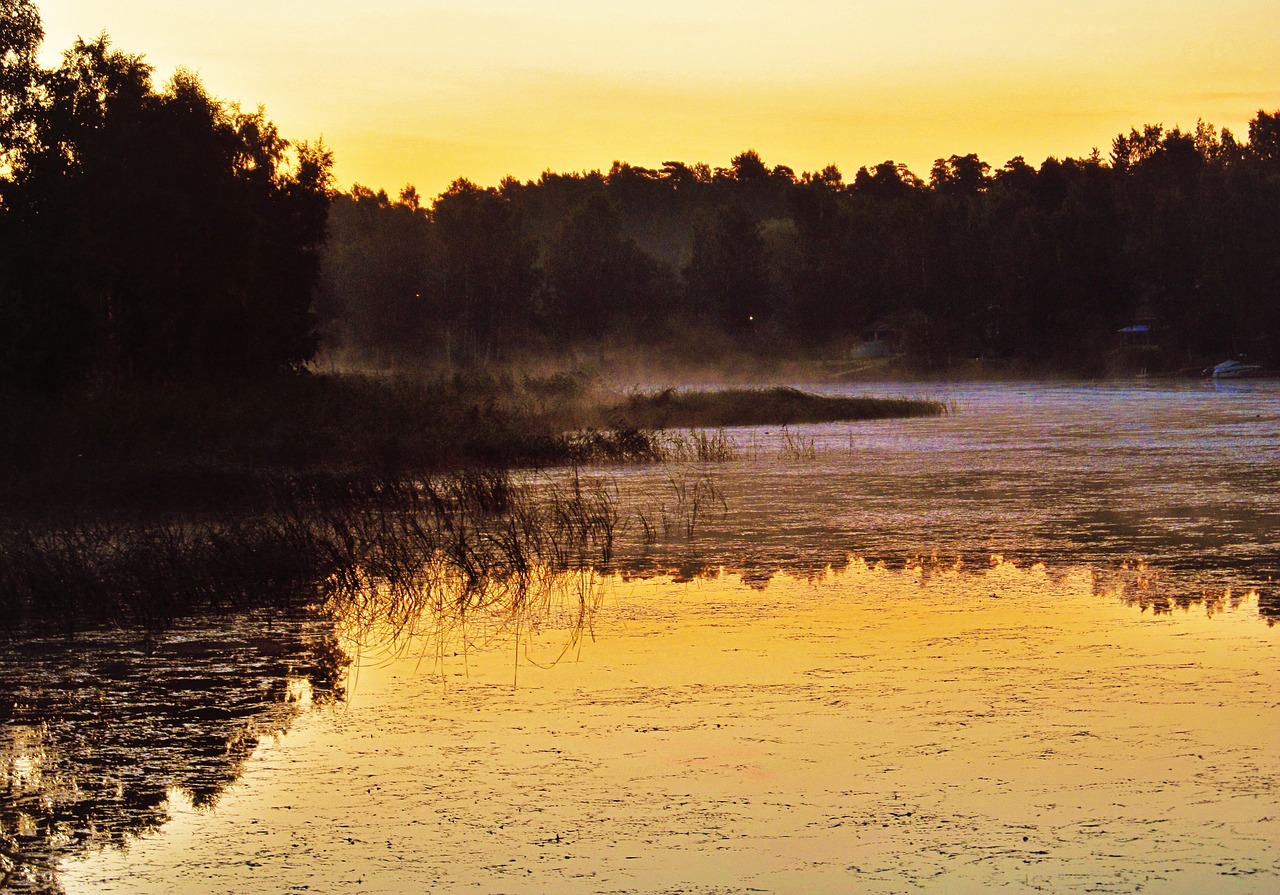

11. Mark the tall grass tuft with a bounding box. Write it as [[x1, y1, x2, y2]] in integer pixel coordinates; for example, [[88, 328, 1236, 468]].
[[658, 429, 739, 463], [778, 426, 818, 461], [634, 473, 728, 543]]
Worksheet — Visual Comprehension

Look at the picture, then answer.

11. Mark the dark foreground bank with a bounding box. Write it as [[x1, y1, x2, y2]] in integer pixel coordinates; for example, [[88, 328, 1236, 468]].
[[0, 373, 946, 512], [0, 372, 946, 634]]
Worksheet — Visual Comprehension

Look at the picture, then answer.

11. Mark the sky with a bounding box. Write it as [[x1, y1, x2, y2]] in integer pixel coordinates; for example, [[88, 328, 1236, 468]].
[[35, 0, 1280, 199]]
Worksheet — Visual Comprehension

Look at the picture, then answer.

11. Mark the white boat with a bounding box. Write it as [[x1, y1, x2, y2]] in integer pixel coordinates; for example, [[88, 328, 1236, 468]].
[[1207, 359, 1265, 378]]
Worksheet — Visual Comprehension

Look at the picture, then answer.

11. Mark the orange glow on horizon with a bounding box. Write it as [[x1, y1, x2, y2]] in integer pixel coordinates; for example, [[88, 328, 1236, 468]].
[[35, 0, 1280, 198]]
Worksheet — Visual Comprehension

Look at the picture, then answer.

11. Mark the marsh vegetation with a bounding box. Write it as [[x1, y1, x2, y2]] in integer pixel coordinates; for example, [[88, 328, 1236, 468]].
[[607, 386, 946, 429], [0, 464, 728, 639], [0, 373, 945, 508]]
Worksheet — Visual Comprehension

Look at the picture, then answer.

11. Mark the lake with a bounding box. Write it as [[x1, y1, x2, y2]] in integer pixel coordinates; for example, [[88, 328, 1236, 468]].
[[3, 380, 1279, 894]]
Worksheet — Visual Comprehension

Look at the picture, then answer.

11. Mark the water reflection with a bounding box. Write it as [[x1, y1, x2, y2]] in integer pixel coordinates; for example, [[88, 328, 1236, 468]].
[[591, 380, 1280, 622], [0, 606, 343, 893], [1093, 559, 1270, 618], [612, 549, 1279, 623], [57, 560, 1280, 894], [2, 547, 1276, 893], [331, 565, 609, 690]]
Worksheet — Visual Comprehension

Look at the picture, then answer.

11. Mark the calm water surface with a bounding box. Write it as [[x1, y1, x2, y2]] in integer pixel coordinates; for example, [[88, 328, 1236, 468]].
[[4, 381, 1279, 894], [645, 379, 1280, 587]]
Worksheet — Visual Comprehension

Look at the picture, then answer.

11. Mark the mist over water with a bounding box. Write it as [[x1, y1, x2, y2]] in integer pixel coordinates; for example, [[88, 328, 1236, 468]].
[[600, 379, 1280, 606], [4, 380, 1280, 893]]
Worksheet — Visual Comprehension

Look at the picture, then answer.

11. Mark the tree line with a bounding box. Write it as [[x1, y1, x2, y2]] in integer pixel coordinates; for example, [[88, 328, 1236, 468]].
[[5, 0, 1280, 391], [0, 0, 331, 392], [320, 117, 1280, 374]]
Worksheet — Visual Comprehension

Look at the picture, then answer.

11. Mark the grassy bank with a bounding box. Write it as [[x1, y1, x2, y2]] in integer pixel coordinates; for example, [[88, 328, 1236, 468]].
[[0, 372, 621, 512], [1, 373, 946, 512], [0, 371, 949, 635]]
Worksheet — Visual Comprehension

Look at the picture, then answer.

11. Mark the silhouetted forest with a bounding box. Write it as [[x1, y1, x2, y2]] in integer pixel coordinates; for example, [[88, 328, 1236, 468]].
[[0, 0, 331, 392], [319, 119, 1280, 375], [5, 0, 1280, 391]]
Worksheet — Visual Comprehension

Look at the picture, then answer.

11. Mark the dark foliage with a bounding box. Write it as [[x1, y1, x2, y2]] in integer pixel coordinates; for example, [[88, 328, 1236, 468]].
[[0, 9, 331, 392], [321, 120, 1280, 375], [544, 192, 673, 343], [5, 3, 1280, 384]]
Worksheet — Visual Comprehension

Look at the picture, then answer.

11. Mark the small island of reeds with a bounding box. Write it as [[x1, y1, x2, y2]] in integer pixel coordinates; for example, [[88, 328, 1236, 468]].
[[609, 385, 946, 429]]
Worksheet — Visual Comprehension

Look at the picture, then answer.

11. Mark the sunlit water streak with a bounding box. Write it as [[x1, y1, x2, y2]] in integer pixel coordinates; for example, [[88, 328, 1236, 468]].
[[14, 380, 1280, 892], [60, 562, 1278, 894]]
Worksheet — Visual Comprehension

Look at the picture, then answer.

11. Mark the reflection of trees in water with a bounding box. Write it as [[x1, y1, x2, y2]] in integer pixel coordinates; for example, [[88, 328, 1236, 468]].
[[9, 467, 1271, 642], [610, 543, 1278, 624], [1092, 560, 1276, 621], [326, 506, 1279, 693], [0, 606, 345, 894]]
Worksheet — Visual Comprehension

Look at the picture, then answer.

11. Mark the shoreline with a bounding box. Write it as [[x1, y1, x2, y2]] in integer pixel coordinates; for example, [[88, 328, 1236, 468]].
[[0, 372, 947, 516]]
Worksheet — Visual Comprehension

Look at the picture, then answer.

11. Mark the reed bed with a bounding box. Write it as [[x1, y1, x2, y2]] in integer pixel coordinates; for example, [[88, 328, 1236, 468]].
[[777, 426, 818, 461], [0, 467, 715, 640], [657, 429, 740, 463], [0, 377, 954, 641]]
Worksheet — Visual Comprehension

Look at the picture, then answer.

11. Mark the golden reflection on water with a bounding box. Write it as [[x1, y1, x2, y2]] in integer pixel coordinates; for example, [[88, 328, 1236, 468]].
[[63, 560, 1279, 894]]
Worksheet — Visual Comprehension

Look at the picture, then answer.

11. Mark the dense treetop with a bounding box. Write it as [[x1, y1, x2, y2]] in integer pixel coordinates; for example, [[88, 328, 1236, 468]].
[[0, 0, 331, 392]]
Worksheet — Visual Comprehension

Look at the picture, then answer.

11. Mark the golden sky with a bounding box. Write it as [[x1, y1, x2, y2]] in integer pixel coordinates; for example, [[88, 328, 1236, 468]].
[[37, 0, 1280, 198]]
